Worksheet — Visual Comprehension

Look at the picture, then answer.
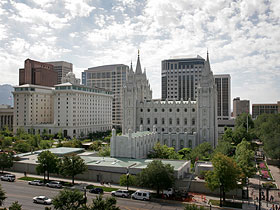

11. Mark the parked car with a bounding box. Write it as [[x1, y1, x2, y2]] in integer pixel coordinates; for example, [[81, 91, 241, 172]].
[[0, 174, 15, 182], [33, 196, 52, 205], [131, 190, 150, 201], [28, 180, 45, 186], [111, 189, 129, 198], [163, 188, 174, 197], [89, 188, 104, 194], [46, 181, 62, 188]]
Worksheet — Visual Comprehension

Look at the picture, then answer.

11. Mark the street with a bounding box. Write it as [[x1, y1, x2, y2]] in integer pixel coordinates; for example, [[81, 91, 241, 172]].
[[0, 180, 185, 210]]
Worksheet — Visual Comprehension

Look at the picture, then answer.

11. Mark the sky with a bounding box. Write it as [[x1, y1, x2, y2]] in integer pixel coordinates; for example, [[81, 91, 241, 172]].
[[0, 0, 279, 108]]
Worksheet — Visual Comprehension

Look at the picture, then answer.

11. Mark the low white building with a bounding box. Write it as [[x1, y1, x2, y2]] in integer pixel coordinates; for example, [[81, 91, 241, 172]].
[[110, 126, 157, 159], [194, 161, 213, 176], [13, 77, 113, 137]]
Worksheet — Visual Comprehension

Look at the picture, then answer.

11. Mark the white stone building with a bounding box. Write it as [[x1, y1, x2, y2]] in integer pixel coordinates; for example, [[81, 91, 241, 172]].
[[13, 80, 113, 137], [122, 52, 218, 149], [110, 125, 158, 159]]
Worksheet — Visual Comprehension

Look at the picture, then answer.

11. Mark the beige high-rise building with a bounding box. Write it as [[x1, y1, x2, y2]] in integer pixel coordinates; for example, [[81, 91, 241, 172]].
[[46, 61, 73, 84], [82, 64, 129, 128], [233, 97, 250, 118], [0, 105, 13, 131], [252, 101, 280, 119]]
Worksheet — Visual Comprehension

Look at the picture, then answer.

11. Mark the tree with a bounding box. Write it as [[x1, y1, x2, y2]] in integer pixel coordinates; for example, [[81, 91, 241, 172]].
[[59, 155, 87, 185], [13, 141, 31, 153], [0, 184, 6, 206], [89, 195, 120, 210], [36, 151, 59, 182], [119, 174, 137, 187], [137, 160, 174, 195], [205, 153, 242, 203], [9, 201, 22, 210], [52, 189, 85, 210], [0, 152, 14, 173], [190, 142, 213, 164], [235, 139, 257, 180], [235, 113, 254, 130], [89, 140, 102, 151], [98, 145, 110, 157], [1, 137, 13, 149], [214, 140, 234, 156], [178, 148, 192, 160], [148, 142, 181, 159]]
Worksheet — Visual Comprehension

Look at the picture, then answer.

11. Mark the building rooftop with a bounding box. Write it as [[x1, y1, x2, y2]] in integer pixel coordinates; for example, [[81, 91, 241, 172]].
[[86, 64, 128, 72], [122, 131, 152, 138]]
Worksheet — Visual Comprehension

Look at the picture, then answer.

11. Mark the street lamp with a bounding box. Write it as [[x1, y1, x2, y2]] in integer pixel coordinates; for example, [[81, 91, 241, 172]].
[[126, 167, 129, 190], [83, 187, 87, 204]]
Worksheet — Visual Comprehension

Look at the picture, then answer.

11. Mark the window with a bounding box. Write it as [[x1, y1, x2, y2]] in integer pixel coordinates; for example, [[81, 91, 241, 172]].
[[177, 108, 180, 112], [192, 108, 195, 112], [169, 108, 172, 112], [184, 108, 187, 112], [192, 118, 195, 125], [162, 118, 165, 125], [180, 140, 184, 149], [184, 118, 187, 125], [172, 140, 176, 148], [154, 108, 157, 112], [162, 128, 165, 132], [147, 108, 150, 112], [177, 118, 180, 125], [147, 118, 150, 124], [164, 139, 168, 145], [188, 140, 192, 148], [140, 118, 143, 124], [169, 118, 172, 125], [154, 118, 157, 124], [162, 108, 165, 112], [140, 109, 143, 112]]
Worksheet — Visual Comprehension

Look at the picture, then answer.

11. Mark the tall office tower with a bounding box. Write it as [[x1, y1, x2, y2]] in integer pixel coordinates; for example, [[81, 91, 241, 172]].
[[233, 97, 250, 118], [161, 55, 205, 101], [46, 61, 73, 84], [252, 101, 280, 119], [82, 64, 129, 128], [19, 59, 58, 87], [214, 74, 231, 120]]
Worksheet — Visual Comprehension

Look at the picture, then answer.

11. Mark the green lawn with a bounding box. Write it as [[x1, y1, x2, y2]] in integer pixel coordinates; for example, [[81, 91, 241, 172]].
[[86, 184, 118, 192], [209, 199, 242, 209], [18, 176, 44, 181]]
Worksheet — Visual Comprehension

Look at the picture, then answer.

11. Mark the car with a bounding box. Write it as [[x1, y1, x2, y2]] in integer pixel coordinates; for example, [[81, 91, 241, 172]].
[[46, 181, 62, 188], [28, 180, 45, 186], [111, 189, 129, 198], [0, 174, 15, 182], [33, 196, 52, 205], [131, 190, 150, 201], [89, 188, 104, 194]]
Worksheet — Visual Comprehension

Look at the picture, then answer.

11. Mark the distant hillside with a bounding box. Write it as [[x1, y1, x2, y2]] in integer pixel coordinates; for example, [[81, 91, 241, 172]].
[[0, 84, 14, 106]]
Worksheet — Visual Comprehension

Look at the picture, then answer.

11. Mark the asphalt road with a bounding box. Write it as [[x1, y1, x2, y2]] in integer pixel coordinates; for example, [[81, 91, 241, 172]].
[[0, 180, 185, 210]]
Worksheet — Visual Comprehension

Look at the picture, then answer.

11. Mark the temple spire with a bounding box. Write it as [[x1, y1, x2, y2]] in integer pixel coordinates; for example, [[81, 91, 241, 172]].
[[130, 60, 133, 72], [135, 50, 142, 74]]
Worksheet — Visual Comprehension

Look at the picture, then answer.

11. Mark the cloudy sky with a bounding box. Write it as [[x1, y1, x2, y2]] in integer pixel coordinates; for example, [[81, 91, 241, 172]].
[[0, 0, 279, 107]]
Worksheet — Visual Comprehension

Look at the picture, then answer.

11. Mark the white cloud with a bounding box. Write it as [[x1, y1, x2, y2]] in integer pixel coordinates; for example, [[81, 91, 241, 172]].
[[64, 0, 95, 18]]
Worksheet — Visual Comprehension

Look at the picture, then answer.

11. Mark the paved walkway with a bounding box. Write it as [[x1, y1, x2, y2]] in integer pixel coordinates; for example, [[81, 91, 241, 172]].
[[267, 164, 280, 188]]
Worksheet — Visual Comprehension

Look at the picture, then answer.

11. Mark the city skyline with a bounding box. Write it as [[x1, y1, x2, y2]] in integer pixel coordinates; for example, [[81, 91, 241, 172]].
[[0, 0, 279, 105]]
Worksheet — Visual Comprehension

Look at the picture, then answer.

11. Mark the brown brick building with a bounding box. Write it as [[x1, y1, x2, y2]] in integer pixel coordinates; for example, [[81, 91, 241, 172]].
[[19, 59, 58, 87]]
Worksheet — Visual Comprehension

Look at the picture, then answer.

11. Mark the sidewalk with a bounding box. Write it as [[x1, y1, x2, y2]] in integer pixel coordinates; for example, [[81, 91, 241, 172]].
[[267, 164, 280, 188]]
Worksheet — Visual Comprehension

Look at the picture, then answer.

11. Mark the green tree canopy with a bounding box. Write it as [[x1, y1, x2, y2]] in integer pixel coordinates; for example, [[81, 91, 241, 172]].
[[214, 139, 234, 156], [52, 189, 85, 210], [0, 184, 6, 206], [13, 141, 31, 153], [36, 151, 59, 181], [137, 160, 174, 195], [89, 140, 102, 151], [119, 174, 137, 187], [0, 152, 14, 173], [98, 145, 110, 157], [9, 201, 22, 210], [235, 139, 256, 181], [205, 153, 242, 202], [148, 142, 181, 159], [89, 195, 120, 210], [190, 142, 213, 164], [59, 155, 87, 185], [235, 113, 254, 130], [178, 147, 192, 160]]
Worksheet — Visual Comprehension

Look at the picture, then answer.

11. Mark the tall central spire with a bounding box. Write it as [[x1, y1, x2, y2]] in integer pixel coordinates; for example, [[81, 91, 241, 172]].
[[135, 49, 142, 74]]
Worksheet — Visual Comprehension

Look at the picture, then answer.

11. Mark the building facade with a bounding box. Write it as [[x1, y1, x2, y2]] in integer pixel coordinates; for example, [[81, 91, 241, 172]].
[[252, 101, 280, 119], [123, 53, 218, 150], [161, 56, 205, 101], [233, 97, 250, 118], [47, 61, 73, 84], [19, 59, 58, 87], [0, 105, 13, 131], [13, 81, 113, 137], [82, 64, 129, 128], [110, 126, 157, 159], [214, 74, 231, 120]]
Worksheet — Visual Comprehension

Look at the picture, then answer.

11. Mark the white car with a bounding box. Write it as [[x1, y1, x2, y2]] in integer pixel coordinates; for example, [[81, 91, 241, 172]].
[[28, 180, 45, 186], [33, 196, 52, 205], [111, 189, 129, 198], [0, 174, 15, 182], [132, 190, 150, 201], [46, 181, 62, 188]]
